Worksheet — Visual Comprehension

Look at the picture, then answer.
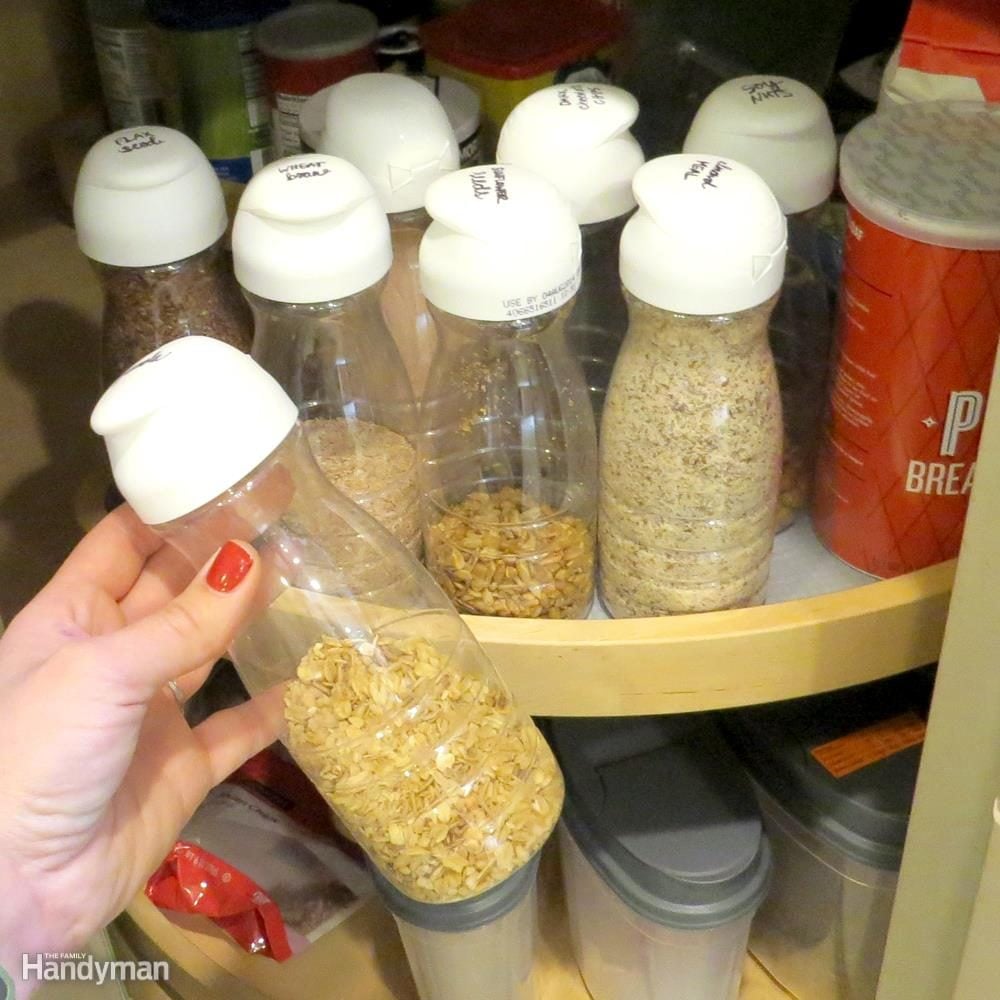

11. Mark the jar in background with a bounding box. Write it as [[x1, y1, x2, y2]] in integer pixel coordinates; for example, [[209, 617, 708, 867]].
[[233, 154, 421, 556], [319, 73, 460, 401], [419, 164, 597, 620], [86, 0, 163, 129], [600, 155, 786, 617], [257, 2, 378, 157], [91, 336, 564, 904], [420, 0, 624, 156], [497, 82, 645, 429], [813, 101, 1000, 578], [73, 126, 253, 387], [300, 73, 482, 167], [148, 0, 285, 202], [684, 75, 838, 532]]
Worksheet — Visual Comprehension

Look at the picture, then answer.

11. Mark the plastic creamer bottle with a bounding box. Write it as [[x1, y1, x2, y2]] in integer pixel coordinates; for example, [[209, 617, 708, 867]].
[[684, 76, 837, 531], [232, 153, 421, 556], [74, 125, 253, 388], [600, 155, 786, 617], [91, 335, 564, 906], [319, 73, 460, 401], [419, 164, 597, 620], [497, 82, 645, 428]]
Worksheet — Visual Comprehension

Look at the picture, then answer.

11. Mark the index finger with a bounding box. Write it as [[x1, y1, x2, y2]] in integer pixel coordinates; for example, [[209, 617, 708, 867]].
[[51, 504, 166, 601]]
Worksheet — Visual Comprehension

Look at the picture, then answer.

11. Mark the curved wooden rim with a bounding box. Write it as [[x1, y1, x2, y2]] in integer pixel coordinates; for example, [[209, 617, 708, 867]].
[[464, 561, 955, 716]]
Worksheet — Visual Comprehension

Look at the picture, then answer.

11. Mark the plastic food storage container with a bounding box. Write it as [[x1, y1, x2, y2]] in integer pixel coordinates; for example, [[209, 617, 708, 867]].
[[372, 853, 540, 1000], [419, 164, 598, 619], [721, 672, 929, 1000], [497, 83, 645, 428], [599, 154, 786, 617], [548, 715, 772, 1000], [684, 75, 838, 532], [232, 153, 421, 555], [420, 0, 623, 155], [91, 335, 564, 904], [318, 73, 460, 400], [74, 125, 254, 388], [257, 2, 378, 156]]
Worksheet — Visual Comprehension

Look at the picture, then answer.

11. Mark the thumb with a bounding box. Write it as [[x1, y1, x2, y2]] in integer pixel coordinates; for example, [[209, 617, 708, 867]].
[[92, 541, 259, 699]]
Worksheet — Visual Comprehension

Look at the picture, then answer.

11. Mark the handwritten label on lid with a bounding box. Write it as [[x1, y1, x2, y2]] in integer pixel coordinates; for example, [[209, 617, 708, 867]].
[[741, 79, 794, 104], [810, 711, 926, 779], [557, 83, 608, 110]]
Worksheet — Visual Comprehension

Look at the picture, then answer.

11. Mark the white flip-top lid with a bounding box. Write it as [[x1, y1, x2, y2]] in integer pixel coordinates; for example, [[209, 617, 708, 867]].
[[74, 126, 227, 267], [420, 164, 581, 322], [232, 153, 392, 303], [683, 76, 836, 214], [91, 336, 298, 525], [496, 83, 644, 225], [318, 73, 459, 213], [621, 154, 787, 315]]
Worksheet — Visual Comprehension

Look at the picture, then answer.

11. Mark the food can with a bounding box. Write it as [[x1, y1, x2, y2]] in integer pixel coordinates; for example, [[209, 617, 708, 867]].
[[257, 2, 379, 156], [813, 101, 1000, 578]]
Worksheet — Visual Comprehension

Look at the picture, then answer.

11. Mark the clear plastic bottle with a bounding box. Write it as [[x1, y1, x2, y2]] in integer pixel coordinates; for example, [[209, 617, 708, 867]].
[[73, 125, 253, 388], [684, 76, 837, 531], [419, 164, 597, 620], [319, 73, 460, 401], [497, 83, 645, 428], [233, 153, 421, 556], [90, 335, 564, 904], [599, 155, 786, 617]]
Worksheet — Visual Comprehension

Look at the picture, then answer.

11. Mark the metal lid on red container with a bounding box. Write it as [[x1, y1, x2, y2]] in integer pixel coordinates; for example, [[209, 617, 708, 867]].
[[420, 0, 622, 81], [256, 2, 378, 63], [840, 101, 1000, 251]]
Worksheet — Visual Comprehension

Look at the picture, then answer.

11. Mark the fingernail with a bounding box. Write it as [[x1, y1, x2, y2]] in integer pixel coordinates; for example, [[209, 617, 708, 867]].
[[207, 542, 254, 593]]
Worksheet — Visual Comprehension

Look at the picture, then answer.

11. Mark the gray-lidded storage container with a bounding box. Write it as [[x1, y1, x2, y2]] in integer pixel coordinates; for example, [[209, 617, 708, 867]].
[[721, 672, 929, 1000], [372, 854, 540, 1000], [548, 715, 772, 1000]]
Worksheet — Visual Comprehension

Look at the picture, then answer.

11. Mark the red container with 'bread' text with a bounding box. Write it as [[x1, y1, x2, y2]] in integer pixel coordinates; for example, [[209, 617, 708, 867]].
[[813, 101, 1000, 578]]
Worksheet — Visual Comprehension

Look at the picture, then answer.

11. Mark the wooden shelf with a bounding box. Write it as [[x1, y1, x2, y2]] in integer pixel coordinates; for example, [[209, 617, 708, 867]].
[[467, 557, 954, 717], [114, 846, 794, 999]]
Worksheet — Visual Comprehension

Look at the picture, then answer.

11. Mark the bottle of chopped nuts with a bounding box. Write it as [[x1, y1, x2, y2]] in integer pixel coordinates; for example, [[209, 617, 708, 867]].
[[419, 164, 598, 620], [91, 335, 564, 906], [74, 125, 253, 388], [684, 76, 838, 532], [600, 155, 786, 617], [233, 153, 422, 556], [497, 82, 645, 430], [318, 73, 460, 402]]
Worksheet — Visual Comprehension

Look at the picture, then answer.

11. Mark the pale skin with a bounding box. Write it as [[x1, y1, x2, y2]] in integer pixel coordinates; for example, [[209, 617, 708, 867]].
[[0, 506, 284, 996]]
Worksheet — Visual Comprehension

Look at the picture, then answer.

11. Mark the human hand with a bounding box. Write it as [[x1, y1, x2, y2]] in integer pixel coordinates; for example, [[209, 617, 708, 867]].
[[0, 506, 283, 995]]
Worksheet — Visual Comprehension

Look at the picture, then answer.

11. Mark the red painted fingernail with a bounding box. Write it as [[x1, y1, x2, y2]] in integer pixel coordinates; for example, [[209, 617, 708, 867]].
[[206, 541, 253, 593]]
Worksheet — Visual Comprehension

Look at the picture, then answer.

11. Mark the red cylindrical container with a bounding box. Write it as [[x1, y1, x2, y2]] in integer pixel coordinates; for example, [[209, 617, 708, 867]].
[[813, 101, 1000, 578], [257, 2, 378, 156]]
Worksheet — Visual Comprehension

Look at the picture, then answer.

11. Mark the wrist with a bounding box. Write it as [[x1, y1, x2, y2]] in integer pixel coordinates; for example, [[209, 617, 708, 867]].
[[0, 852, 55, 999]]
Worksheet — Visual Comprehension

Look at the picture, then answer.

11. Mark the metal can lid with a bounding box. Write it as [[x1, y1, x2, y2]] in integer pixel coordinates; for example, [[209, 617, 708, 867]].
[[840, 101, 1000, 251]]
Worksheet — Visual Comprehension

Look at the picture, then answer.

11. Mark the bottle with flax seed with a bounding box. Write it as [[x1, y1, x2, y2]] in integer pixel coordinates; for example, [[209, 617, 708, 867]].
[[74, 125, 253, 388]]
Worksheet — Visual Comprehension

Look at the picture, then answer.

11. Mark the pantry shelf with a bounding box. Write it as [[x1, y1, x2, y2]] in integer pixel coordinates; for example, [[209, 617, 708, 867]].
[[466, 549, 954, 717], [114, 847, 794, 999]]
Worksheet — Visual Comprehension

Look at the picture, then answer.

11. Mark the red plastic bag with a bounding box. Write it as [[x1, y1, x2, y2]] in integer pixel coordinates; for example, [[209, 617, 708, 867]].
[[885, 0, 1000, 104], [147, 841, 293, 961]]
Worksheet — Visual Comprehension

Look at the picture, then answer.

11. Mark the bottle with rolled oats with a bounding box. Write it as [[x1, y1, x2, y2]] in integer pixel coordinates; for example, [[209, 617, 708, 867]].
[[91, 335, 564, 906], [419, 164, 598, 620], [233, 153, 422, 557], [599, 154, 786, 617]]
